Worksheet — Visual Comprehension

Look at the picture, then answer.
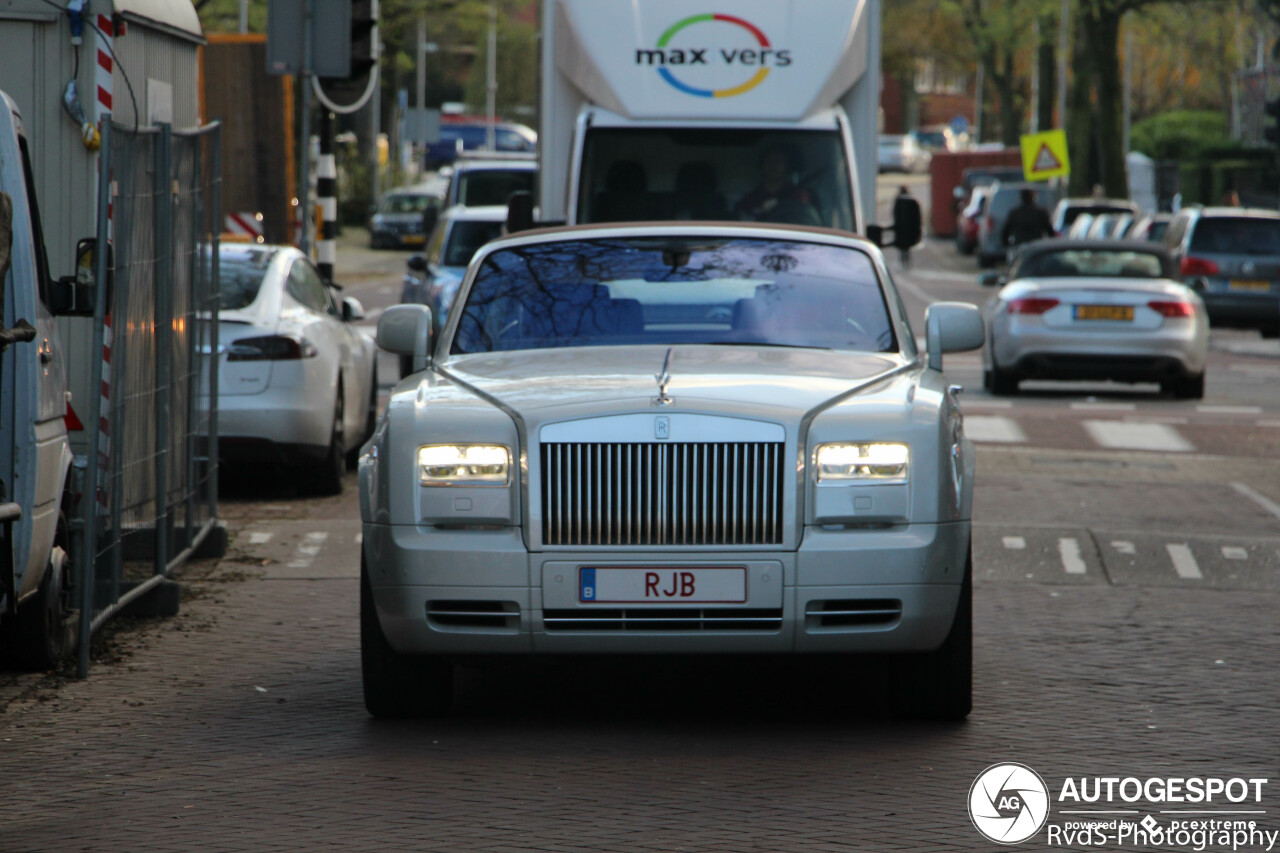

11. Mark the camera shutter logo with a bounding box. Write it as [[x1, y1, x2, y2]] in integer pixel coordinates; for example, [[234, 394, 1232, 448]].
[[969, 763, 1051, 844]]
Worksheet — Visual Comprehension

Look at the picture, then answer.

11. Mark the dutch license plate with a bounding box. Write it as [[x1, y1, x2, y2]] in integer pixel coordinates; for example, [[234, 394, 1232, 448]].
[[1075, 304, 1133, 321], [579, 567, 747, 604], [402, 234, 427, 246], [1229, 279, 1271, 291]]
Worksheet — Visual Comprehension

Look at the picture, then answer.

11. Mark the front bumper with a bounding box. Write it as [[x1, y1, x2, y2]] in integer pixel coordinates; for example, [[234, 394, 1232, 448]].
[[362, 521, 969, 656]]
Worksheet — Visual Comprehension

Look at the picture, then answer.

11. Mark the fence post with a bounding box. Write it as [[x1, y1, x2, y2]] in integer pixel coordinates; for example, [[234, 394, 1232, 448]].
[[77, 122, 114, 679], [153, 124, 173, 577], [185, 135, 200, 547], [209, 129, 221, 516]]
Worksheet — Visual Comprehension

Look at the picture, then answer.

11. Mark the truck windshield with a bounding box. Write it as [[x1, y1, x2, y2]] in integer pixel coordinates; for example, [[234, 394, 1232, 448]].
[[577, 128, 855, 232]]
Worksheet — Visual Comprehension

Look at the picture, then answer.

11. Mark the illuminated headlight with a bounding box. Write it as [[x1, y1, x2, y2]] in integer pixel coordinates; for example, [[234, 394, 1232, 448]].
[[814, 443, 909, 483], [418, 445, 511, 486]]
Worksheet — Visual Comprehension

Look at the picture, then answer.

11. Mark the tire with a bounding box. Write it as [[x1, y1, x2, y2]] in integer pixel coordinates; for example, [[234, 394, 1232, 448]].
[[988, 366, 1019, 396], [8, 510, 72, 671], [1164, 373, 1205, 400], [1260, 324, 1279, 340], [889, 547, 972, 721], [347, 365, 378, 469], [308, 385, 346, 496], [361, 558, 453, 718]]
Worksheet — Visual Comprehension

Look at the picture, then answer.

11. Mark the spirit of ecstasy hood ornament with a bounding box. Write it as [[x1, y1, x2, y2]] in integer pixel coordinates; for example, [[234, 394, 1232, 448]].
[[653, 347, 675, 407]]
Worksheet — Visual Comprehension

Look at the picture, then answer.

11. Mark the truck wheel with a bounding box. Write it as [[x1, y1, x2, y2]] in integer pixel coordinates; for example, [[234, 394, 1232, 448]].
[[890, 547, 972, 721], [361, 558, 453, 718], [308, 385, 346, 496], [10, 510, 72, 671]]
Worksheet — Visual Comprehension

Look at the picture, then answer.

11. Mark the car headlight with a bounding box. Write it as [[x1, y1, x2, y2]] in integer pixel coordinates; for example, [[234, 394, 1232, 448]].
[[814, 442, 909, 483], [418, 445, 511, 486]]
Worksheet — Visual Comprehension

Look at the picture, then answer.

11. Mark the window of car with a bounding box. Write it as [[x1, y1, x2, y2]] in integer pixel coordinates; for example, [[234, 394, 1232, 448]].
[[218, 248, 280, 310], [495, 128, 534, 152], [378, 193, 438, 215], [442, 220, 505, 267], [1014, 248, 1165, 279], [1188, 216, 1280, 255], [287, 259, 336, 315], [452, 237, 896, 355]]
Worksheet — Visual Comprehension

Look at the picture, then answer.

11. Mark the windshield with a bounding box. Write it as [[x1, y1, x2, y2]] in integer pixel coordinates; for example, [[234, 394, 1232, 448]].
[[1015, 249, 1165, 279], [451, 237, 895, 355], [577, 128, 855, 231], [218, 248, 278, 310], [379, 193, 437, 214], [443, 220, 505, 267], [1189, 217, 1280, 255], [458, 170, 536, 207]]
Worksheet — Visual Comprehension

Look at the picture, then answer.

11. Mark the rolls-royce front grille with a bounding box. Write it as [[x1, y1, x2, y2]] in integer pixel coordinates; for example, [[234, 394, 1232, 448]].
[[540, 442, 786, 546]]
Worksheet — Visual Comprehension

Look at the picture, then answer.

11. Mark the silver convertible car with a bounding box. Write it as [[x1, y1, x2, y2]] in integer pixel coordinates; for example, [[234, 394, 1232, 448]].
[[980, 239, 1209, 398], [361, 223, 985, 719]]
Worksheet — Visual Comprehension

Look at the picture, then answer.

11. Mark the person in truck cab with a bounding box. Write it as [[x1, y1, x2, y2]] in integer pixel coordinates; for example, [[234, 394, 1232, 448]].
[[734, 146, 821, 227]]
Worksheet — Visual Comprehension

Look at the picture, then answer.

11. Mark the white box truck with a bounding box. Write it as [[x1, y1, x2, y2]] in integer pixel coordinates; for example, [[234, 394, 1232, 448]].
[[537, 0, 881, 233]]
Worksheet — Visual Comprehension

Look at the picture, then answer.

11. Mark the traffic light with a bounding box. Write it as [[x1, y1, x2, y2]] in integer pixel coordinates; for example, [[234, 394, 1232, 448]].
[[1265, 97, 1280, 147], [315, 0, 380, 114], [346, 0, 379, 82]]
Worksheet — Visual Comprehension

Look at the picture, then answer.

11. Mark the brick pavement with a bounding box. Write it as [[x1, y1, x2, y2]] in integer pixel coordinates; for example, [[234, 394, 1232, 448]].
[[3, 482, 1279, 852]]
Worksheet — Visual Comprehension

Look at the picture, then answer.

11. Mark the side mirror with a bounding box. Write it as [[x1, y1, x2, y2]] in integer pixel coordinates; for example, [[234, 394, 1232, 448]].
[[342, 296, 365, 322], [924, 302, 985, 372], [377, 304, 434, 373], [865, 224, 887, 247], [506, 191, 534, 233], [406, 253, 429, 273], [50, 238, 109, 316], [978, 273, 1005, 288]]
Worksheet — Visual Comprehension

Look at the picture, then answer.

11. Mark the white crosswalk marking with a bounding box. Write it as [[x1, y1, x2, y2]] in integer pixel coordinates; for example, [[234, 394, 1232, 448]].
[[1002, 536, 1027, 550], [249, 532, 274, 545], [1111, 541, 1136, 555], [965, 415, 1027, 444], [1083, 420, 1194, 452], [1166, 543, 1203, 579], [1058, 537, 1087, 574], [1222, 546, 1248, 561], [1071, 402, 1136, 412]]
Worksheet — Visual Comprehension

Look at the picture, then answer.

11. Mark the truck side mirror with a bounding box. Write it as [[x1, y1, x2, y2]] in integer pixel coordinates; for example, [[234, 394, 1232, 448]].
[[50, 238, 109, 316]]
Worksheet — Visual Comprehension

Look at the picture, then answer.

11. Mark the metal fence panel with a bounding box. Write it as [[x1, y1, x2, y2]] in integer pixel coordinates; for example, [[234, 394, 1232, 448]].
[[76, 121, 222, 677]]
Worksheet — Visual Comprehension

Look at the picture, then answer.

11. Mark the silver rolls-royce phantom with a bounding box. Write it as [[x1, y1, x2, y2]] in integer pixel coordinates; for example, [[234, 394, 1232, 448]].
[[361, 222, 985, 719]]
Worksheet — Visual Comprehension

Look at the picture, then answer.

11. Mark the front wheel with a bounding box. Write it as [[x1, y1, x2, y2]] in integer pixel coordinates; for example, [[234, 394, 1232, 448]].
[[6, 510, 72, 671], [361, 558, 453, 718], [889, 548, 972, 720]]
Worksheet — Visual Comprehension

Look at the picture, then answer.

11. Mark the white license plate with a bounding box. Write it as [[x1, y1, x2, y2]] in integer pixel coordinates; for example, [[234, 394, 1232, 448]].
[[579, 567, 747, 604]]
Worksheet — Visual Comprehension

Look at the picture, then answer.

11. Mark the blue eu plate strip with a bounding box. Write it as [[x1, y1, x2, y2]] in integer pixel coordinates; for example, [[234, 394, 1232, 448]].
[[580, 568, 597, 601]]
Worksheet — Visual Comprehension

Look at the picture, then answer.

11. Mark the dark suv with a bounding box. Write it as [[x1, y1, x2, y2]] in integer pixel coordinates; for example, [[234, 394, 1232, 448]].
[[1163, 207, 1280, 338]]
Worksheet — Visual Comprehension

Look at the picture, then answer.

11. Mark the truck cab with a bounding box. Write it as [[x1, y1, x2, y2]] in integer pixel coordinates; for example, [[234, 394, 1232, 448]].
[[0, 90, 77, 669], [538, 0, 882, 234]]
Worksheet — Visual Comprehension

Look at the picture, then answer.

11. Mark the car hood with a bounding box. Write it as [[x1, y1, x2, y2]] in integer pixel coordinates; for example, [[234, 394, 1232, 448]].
[[432, 345, 910, 427]]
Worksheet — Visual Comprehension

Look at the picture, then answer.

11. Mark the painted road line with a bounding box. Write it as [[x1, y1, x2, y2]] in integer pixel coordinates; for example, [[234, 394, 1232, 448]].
[[1222, 546, 1249, 561], [1196, 405, 1262, 415], [1058, 537, 1087, 574], [906, 269, 976, 283], [1259, 420, 1280, 428], [355, 532, 363, 544], [1003, 536, 1027, 550], [248, 531, 274, 545], [965, 415, 1028, 443], [963, 399, 1014, 409], [1231, 482, 1280, 523], [1166, 543, 1203, 579], [1083, 420, 1194, 452], [1071, 402, 1136, 412], [1125, 415, 1187, 425], [1111, 540, 1136, 555], [288, 531, 332, 569]]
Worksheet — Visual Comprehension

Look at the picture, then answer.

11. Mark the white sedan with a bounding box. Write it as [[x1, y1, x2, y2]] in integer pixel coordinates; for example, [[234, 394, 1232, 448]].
[[981, 239, 1209, 398], [214, 244, 379, 494], [362, 222, 986, 720]]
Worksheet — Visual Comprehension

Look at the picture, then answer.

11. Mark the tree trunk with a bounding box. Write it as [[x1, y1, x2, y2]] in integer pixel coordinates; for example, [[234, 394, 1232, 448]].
[[1066, 10, 1095, 197], [1037, 13, 1056, 133], [995, 49, 1022, 147], [1083, 8, 1127, 198]]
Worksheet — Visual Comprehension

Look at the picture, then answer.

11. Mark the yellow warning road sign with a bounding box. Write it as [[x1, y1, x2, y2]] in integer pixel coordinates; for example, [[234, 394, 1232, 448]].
[[1020, 130, 1070, 181]]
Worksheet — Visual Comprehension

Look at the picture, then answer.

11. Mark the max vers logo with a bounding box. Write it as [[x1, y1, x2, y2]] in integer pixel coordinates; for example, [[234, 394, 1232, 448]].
[[637, 14, 790, 98]]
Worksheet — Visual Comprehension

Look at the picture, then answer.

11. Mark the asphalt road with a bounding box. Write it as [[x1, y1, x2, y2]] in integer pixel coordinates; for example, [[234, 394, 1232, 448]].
[[3, 179, 1280, 851]]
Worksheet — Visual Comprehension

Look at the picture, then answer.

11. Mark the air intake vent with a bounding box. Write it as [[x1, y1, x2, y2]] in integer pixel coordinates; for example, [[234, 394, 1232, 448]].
[[540, 442, 785, 546], [805, 599, 901, 630], [426, 600, 519, 630], [543, 607, 782, 632]]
